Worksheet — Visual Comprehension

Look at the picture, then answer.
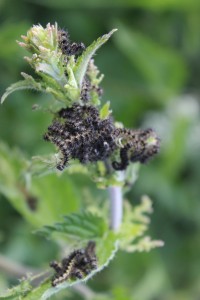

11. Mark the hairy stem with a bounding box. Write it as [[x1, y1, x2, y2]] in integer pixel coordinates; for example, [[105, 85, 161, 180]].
[[108, 186, 123, 231]]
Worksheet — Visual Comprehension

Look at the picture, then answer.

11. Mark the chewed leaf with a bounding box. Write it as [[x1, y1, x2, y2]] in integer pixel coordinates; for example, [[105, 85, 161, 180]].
[[36, 212, 118, 298], [0, 215, 118, 299], [1, 75, 44, 104], [74, 29, 117, 88], [41, 232, 118, 300]]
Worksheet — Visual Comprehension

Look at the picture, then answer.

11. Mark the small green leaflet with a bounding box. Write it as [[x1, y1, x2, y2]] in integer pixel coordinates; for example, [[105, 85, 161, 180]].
[[1, 74, 44, 104], [74, 29, 117, 88]]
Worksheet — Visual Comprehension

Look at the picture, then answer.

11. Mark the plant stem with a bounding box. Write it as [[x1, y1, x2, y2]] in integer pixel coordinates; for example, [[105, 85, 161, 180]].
[[108, 186, 123, 231]]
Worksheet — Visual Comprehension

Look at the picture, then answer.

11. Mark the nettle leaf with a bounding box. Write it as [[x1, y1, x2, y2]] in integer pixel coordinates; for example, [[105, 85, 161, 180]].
[[18, 232, 117, 300], [41, 231, 118, 300], [37, 211, 118, 298], [1, 74, 44, 104], [38, 211, 108, 241], [15, 199, 162, 299], [119, 196, 164, 252], [1, 214, 118, 299], [74, 29, 117, 88], [1, 26, 117, 106]]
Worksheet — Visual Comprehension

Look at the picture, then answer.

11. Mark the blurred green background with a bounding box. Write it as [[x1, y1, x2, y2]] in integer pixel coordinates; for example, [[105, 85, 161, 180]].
[[0, 0, 200, 299]]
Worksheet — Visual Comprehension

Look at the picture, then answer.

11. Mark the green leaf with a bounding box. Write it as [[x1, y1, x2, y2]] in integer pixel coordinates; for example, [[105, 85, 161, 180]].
[[100, 101, 111, 119], [41, 231, 118, 300], [36, 211, 118, 298], [74, 29, 117, 88], [38, 211, 108, 240], [0, 215, 118, 299], [119, 197, 164, 252], [0, 75, 44, 104], [1, 213, 118, 299]]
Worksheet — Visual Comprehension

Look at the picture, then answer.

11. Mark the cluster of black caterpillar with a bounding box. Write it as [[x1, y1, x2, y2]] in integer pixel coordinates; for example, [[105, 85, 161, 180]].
[[43, 103, 160, 171], [80, 77, 103, 103], [50, 241, 97, 287], [43, 103, 116, 170], [112, 127, 160, 171], [58, 29, 85, 57]]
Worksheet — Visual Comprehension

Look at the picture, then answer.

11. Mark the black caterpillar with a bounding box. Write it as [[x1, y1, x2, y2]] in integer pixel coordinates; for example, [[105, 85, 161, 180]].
[[58, 29, 85, 57], [112, 128, 160, 170], [50, 241, 97, 287], [44, 103, 116, 170], [58, 29, 104, 103], [43, 103, 160, 171]]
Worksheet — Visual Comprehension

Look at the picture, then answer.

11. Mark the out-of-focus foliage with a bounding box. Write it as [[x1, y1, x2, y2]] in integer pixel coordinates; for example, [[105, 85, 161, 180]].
[[0, 142, 80, 227], [113, 22, 187, 101], [0, 0, 200, 299]]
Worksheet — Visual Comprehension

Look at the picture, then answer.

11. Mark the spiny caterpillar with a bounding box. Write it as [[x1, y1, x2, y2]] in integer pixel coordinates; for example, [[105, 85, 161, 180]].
[[43, 103, 160, 171], [43, 104, 116, 170], [50, 241, 97, 287], [112, 127, 159, 170], [58, 29, 85, 57]]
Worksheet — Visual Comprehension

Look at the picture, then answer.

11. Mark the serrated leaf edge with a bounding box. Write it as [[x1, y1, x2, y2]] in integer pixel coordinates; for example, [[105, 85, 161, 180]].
[[74, 29, 117, 88]]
